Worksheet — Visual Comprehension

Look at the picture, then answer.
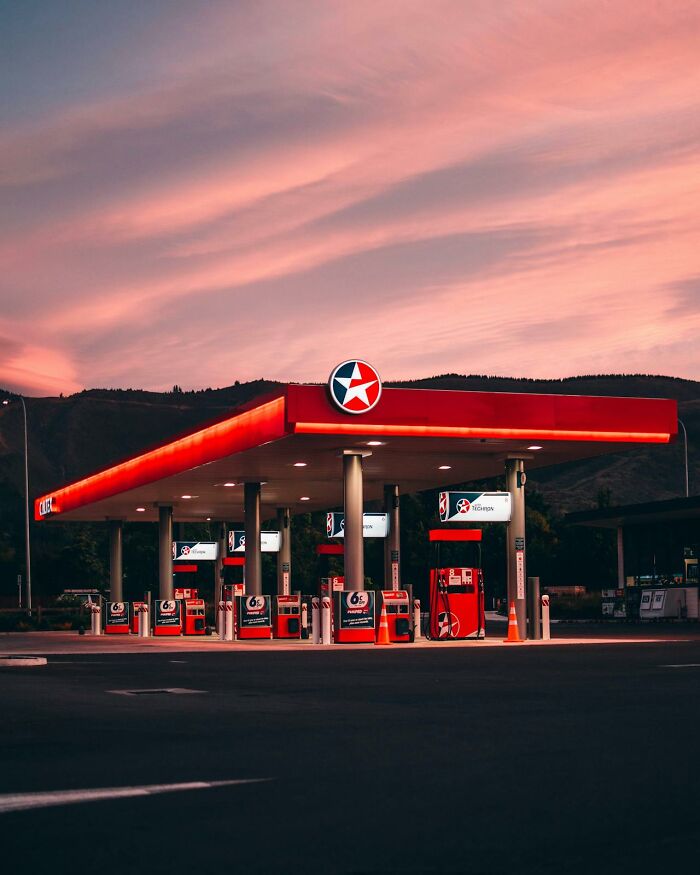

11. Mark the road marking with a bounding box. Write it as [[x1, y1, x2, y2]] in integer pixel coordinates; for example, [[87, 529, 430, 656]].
[[659, 663, 700, 669], [107, 687, 205, 695], [0, 778, 269, 814]]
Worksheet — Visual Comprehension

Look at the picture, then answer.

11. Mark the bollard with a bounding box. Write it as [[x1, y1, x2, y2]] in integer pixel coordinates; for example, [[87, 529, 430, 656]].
[[91, 604, 102, 636], [311, 597, 321, 644], [541, 594, 551, 641], [413, 599, 421, 640], [217, 600, 226, 638], [138, 603, 150, 638], [301, 602, 309, 639], [321, 596, 332, 645], [224, 602, 234, 641], [528, 576, 542, 641]]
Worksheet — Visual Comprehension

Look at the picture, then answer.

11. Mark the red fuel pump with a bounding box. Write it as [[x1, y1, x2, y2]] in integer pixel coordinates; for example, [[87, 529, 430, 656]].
[[183, 598, 206, 635], [377, 590, 412, 642], [427, 529, 485, 640], [273, 594, 302, 639]]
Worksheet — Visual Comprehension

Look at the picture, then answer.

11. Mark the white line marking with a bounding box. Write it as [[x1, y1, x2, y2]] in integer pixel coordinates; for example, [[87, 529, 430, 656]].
[[0, 778, 269, 814], [106, 687, 205, 695], [659, 663, 700, 668]]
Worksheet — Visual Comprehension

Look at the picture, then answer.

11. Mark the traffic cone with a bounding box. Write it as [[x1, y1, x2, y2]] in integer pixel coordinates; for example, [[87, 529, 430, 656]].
[[376, 604, 391, 645], [503, 601, 522, 643]]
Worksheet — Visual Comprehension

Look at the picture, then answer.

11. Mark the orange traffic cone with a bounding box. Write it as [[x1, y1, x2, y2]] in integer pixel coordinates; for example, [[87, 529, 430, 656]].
[[503, 601, 522, 643], [376, 605, 391, 645]]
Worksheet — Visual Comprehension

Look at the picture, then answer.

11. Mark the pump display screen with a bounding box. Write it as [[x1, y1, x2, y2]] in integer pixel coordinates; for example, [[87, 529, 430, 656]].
[[442, 569, 474, 592]]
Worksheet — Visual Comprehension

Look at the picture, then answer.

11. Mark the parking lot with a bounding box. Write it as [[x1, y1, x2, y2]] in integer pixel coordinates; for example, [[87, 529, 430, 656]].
[[2, 626, 699, 874]]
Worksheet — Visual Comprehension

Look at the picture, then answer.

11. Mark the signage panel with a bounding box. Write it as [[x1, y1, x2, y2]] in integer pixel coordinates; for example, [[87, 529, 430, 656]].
[[338, 590, 375, 629], [439, 491, 512, 523], [106, 601, 129, 627], [238, 595, 271, 628], [326, 512, 389, 538], [172, 541, 219, 561], [227, 531, 281, 553], [154, 599, 181, 627]]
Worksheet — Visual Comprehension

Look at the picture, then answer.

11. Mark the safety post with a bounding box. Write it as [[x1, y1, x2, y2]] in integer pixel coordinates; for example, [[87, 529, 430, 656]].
[[413, 599, 421, 639], [301, 600, 309, 638], [138, 603, 150, 638], [224, 601, 234, 641], [321, 595, 332, 645], [541, 594, 551, 640], [217, 600, 226, 638], [90, 603, 102, 636], [311, 597, 321, 644], [527, 576, 541, 640]]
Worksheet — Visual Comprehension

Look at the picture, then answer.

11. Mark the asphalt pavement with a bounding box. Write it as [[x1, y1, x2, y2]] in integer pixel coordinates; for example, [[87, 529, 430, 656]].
[[1, 629, 699, 874]]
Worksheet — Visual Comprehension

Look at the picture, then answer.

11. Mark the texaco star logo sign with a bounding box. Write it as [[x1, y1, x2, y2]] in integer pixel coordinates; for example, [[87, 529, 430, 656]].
[[328, 360, 382, 414]]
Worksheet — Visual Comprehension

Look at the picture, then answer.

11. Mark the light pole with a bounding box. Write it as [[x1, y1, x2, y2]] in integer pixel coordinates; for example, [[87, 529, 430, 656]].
[[2, 396, 32, 613], [678, 418, 689, 498]]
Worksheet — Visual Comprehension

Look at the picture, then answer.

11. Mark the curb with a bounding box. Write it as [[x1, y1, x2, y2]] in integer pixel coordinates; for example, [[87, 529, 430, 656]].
[[0, 655, 48, 668]]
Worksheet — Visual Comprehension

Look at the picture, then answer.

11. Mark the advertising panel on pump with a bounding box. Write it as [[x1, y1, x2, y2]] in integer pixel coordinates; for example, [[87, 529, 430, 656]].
[[228, 531, 281, 553], [155, 599, 181, 626], [106, 601, 129, 627], [238, 595, 271, 627], [339, 590, 375, 629], [439, 491, 512, 523]]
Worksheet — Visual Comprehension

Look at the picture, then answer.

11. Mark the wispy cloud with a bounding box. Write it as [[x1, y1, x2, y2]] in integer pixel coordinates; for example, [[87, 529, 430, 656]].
[[0, 0, 699, 394]]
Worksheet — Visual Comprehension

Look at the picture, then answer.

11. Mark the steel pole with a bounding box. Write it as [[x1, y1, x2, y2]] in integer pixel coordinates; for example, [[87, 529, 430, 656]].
[[505, 458, 527, 639], [19, 397, 32, 615], [343, 452, 366, 590], [244, 483, 262, 595], [109, 519, 124, 602], [277, 507, 291, 594], [527, 576, 541, 640], [678, 418, 689, 498], [158, 506, 174, 599], [383, 484, 400, 590]]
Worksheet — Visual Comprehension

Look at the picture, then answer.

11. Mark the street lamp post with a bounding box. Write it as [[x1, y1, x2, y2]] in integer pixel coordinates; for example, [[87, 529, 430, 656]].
[[3, 397, 32, 614], [678, 418, 689, 498]]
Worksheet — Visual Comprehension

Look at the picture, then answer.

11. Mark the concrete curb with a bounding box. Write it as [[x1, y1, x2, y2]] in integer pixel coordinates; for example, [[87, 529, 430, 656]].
[[0, 655, 48, 668]]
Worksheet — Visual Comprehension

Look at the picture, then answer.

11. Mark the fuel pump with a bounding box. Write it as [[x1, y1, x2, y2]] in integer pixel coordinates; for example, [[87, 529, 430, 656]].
[[427, 529, 485, 640]]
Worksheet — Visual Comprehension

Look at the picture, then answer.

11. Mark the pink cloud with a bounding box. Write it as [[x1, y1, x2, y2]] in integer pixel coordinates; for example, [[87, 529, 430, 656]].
[[1, 1, 699, 393]]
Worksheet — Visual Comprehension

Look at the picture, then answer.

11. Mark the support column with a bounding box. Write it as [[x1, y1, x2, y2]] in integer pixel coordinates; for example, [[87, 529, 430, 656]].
[[505, 458, 527, 639], [616, 526, 625, 589], [277, 507, 291, 595], [215, 522, 226, 606], [343, 451, 367, 590], [158, 505, 173, 599], [383, 484, 401, 590], [244, 483, 262, 596], [109, 519, 123, 602]]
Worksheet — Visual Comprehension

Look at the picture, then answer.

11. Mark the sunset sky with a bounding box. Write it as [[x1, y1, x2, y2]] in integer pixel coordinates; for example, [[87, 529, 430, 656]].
[[1, 0, 699, 396]]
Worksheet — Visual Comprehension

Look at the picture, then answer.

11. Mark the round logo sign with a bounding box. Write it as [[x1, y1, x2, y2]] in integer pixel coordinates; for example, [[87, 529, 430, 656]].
[[329, 360, 382, 414], [456, 498, 471, 515], [345, 591, 370, 610]]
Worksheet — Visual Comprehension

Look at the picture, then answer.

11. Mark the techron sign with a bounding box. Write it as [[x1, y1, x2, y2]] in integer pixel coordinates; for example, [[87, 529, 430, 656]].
[[439, 491, 512, 523]]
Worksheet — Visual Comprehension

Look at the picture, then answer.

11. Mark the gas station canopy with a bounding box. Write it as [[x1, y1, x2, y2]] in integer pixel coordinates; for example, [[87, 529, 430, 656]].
[[35, 383, 677, 523]]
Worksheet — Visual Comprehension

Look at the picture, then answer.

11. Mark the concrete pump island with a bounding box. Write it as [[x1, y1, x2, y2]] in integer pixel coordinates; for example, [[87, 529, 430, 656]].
[[32, 360, 679, 649]]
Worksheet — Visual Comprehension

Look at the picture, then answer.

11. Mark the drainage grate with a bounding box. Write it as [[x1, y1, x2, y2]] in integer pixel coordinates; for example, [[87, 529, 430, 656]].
[[107, 687, 206, 696]]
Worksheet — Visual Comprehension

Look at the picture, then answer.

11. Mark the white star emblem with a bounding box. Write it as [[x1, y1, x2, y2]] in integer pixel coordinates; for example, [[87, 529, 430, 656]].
[[335, 363, 378, 408]]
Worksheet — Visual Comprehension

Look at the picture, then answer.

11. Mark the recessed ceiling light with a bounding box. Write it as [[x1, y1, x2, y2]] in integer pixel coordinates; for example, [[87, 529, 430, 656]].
[[206, 517, 211, 521], [527, 445, 543, 451], [438, 465, 452, 470], [300, 496, 310, 501], [366, 441, 385, 447], [293, 462, 307, 467], [181, 495, 193, 499], [135, 507, 146, 512], [223, 482, 236, 487]]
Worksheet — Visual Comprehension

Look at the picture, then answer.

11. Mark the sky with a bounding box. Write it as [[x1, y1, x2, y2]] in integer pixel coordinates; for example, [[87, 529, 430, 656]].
[[1, 0, 699, 396]]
